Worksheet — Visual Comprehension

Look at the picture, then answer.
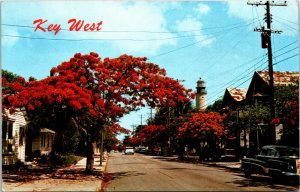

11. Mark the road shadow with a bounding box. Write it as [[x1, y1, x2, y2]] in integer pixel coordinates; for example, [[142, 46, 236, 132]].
[[2, 167, 102, 183], [152, 156, 200, 164], [105, 171, 145, 182], [227, 172, 299, 190]]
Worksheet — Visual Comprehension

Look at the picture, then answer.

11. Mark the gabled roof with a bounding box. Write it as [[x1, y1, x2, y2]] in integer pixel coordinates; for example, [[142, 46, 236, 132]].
[[40, 128, 56, 134], [257, 71, 299, 86], [227, 88, 248, 102], [246, 71, 299, 99], [222, 88, 247, 108]]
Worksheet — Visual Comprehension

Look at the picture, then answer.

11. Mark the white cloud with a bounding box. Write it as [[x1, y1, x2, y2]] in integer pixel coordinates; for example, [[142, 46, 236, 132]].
[[226, 0, 298, 36], [2, 1, 177, 55], [194, 3, 210, 15], [175, 16, 215, 47], [2, 27, 19, 48]]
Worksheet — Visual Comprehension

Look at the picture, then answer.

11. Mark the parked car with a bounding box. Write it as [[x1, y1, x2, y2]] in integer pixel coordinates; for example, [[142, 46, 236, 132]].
[[135, 147, 146, 153], [124, 147, 134, 155], [241, 145, 300, 179]]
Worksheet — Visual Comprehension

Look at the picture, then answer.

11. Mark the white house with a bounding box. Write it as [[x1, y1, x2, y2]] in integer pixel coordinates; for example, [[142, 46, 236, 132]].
[[2, 109, 26, 165]]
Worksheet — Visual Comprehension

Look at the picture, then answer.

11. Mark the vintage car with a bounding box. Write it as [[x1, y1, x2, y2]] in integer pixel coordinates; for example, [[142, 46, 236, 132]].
[[241, 145, 300, 179], [124, 147, 134, 155]]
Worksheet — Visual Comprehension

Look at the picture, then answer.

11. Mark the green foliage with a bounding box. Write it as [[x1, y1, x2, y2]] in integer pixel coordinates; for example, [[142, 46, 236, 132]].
[[274, 84, 298, 124], [236, 103, 269, 132], [38, 154, 82, 167], [206, 98, 223, 112], [63, 118, 81, 154], [274, 84, 299, 147], [2, 69, 20, 83]]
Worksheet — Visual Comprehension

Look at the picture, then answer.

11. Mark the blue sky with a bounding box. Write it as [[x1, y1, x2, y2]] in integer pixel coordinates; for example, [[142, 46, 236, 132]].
[[1, 1, 298, 138]]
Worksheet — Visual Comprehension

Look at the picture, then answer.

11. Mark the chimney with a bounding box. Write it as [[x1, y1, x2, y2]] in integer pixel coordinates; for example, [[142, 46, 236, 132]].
[[196, 78, 207, 111]]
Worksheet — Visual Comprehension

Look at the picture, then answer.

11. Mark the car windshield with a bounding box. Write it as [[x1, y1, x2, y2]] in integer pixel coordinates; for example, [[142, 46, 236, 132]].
[[277, 148, 299, 157]]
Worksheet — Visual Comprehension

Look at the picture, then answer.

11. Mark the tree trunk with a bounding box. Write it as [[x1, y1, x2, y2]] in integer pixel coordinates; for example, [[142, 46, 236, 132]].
[[52, 113, 68, 155], [86, 139, 95, 173], [177, 142, 185, 160]]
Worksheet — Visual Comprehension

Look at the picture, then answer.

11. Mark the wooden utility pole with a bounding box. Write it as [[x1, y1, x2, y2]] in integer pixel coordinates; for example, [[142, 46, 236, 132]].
[[100, 126, 104, 166], [141, 114, 143, 127], [247, 0, 286, 144]]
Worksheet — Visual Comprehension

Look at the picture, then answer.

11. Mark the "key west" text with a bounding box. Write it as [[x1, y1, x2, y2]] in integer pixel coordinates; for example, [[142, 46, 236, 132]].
[[33, 18, 103, 35]]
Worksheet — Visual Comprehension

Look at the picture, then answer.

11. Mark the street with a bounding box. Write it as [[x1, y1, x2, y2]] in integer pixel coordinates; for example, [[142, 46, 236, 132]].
[[104, 152, 299, 191]]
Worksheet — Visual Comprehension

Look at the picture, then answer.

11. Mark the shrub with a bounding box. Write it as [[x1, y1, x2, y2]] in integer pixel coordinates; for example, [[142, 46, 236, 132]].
[[49, 154, 81, 167], [38, 154, 50, 165], [33, 150, 41, 158]]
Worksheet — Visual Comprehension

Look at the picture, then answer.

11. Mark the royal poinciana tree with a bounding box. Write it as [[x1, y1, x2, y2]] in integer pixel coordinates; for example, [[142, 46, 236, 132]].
[[177, 112, 227, 161], [102, 123, 130, 152], [2, 52, 193, 172]]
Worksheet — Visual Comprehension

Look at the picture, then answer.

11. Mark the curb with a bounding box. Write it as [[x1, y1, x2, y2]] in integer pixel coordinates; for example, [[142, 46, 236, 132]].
[[100, 153, 110, 192], [201, 162, 241, 172]]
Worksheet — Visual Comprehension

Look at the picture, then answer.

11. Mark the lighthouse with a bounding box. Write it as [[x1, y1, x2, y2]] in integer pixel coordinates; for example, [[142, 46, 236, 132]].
[[196, 78, 207, 111]]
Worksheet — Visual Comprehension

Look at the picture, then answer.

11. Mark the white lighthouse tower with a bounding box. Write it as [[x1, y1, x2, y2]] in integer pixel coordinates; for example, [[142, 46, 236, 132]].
[[196, 78, 207, 111]]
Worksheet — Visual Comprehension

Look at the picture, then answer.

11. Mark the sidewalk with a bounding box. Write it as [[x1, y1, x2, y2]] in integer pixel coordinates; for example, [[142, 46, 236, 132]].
[[2, 153, 109, 192]]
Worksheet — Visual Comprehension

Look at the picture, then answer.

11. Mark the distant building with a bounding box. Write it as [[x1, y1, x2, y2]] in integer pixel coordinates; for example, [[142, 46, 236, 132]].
[[195, 78, 207, 111]]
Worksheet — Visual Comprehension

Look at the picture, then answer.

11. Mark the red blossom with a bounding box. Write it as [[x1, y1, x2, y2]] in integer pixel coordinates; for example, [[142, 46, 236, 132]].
[[3, 52, 194, 143], [271, 118, 281, 124], [177, 112, 227, 141]]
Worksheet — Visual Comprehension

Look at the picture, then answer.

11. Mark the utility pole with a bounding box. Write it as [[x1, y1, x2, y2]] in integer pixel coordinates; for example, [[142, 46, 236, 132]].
[[100, 126, 104, 166], [131, 124, 136, 136], [247, 0, 286, 144]]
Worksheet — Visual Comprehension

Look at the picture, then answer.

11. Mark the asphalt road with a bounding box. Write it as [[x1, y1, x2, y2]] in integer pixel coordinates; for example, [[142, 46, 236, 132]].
[[103, 152, 299, 191]]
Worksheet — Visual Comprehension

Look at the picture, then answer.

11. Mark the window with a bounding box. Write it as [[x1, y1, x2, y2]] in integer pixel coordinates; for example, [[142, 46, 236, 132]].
[[47, 135, 50, 147], [8, 122, 13, 139], [260, 148, 267, 156], [41, 134, 44, 147], [19, 127, 25, 146], [2, 121, 13, 140], [2, 121, 7, 139], [266, 148, 276, 156]]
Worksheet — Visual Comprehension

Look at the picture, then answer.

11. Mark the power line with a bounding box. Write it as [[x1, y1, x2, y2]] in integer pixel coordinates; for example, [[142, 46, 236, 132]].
[[201, 29, 254, 81], [272, 18, 298, 32], [181, 23, 253, 76], [272, 15, 298, 25], [1, 20, 260, 34], [206, 39, 297, 95], [207, 54, 268, 97], [273, 40, 298, 53], [205, 53, 298, 108], [273, 47, 298, 60], [1, 20, 260, 43], [206, 44, 297, 102], [1, 33, 216, 42], [149, 20, 257, 60], [273, 53, 299, 66]]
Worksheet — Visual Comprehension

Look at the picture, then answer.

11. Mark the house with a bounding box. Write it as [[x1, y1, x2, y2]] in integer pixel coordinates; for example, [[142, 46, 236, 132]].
[[2, 108, 56, 165], [222, 88, 247, 108], [221, 71, 299, 157], [2, 109, 26, 165], [31, 128, 55, 156], [246, 71, 299, 102]]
